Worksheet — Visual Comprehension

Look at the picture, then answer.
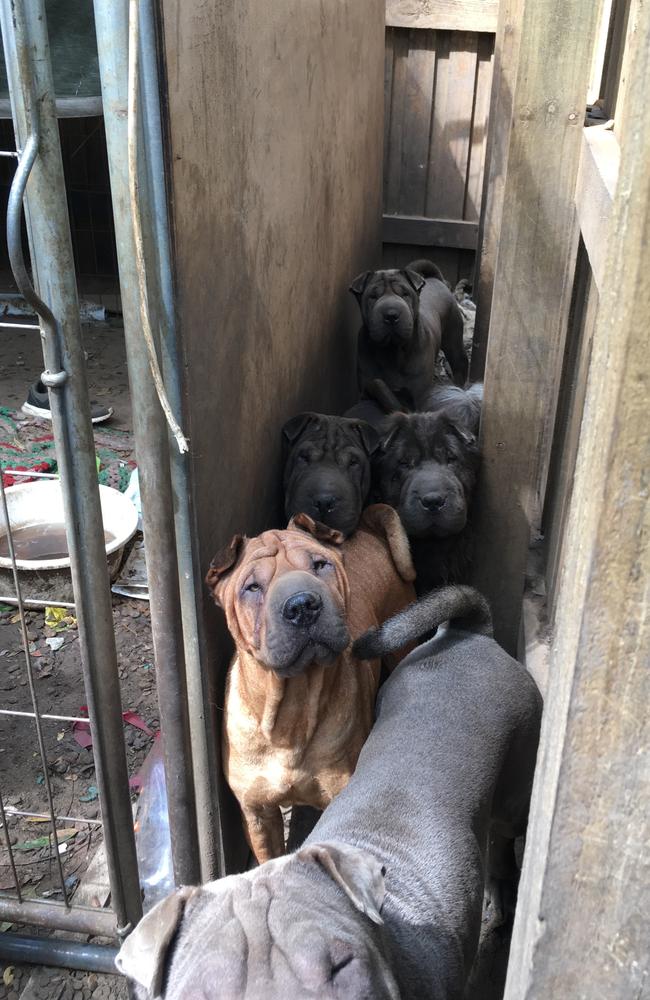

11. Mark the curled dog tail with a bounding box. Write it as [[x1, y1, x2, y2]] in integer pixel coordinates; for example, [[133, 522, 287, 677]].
[[353, 585, 492, 661], [407, 258, 446, 283]]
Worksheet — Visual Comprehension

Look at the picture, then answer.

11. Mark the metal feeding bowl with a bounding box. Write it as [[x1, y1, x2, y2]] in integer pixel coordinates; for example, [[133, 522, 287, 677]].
[[0, 480, 139, 603]]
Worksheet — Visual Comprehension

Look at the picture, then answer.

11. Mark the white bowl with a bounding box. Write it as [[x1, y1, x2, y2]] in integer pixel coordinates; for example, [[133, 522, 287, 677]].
[[0, 480, 139, 571]]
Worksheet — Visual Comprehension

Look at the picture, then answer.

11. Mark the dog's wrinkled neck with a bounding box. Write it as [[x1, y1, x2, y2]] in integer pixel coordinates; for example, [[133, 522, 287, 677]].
[[238, 650, 346, 744]]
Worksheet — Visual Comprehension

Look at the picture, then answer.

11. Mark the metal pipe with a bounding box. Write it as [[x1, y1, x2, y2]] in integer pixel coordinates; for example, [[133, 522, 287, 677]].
[[138, 0, 223, 881], [93, 0, 200, 886], [0, 936, 118, 974], [0, 897, 116, 937], [0, 0, 142, 936], [0, 597, 75, 609]]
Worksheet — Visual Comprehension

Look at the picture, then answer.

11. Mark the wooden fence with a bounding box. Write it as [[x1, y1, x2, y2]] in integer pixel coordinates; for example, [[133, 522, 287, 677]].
[[382, 5, 495, 283]]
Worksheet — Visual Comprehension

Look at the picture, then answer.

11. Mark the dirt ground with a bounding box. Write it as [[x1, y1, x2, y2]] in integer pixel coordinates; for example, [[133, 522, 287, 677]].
[[1, 315, 144, 998]]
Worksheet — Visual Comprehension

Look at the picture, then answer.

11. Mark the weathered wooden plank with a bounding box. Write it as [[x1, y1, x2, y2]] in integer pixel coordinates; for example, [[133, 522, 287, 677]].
[[383, 213, 478, 248], [160, 0, 385, 871], [470, 0, 525, 379], [505, 6, 650, 991], [383, 28, 396, 201], [397, 31, 437, 215], [600, 0, 633, 117], [470, 0, 603, 652], [574, 126, 619, 292], [386, 0, 498, 33], [464, 33, 494, 221], [426, 32, 479, 219], [543, 245, 599, 609], [384, 28, 411, 214], [612, 0, 641, 141]]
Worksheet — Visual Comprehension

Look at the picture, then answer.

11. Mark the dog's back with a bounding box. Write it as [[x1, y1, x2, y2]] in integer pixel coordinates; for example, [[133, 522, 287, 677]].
[[308, 592, 542, 999]]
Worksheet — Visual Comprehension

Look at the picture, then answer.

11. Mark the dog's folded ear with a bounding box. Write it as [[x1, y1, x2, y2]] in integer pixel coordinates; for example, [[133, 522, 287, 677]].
[[206, 534, 245, 605], [352, 420, 380, 456], [349, 270, 372, 302], [378, 412, 408, 453], [289, 512, 345, 546], [297, 842, 386, 925], [282, 412, 318, 445], [403, 267, 426, 293], [445, 416, 478, 450], [115, 886, 198, 997]]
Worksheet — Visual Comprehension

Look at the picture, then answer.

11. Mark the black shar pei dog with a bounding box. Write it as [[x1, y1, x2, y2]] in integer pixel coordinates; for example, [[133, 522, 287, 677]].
[[282, 412, 379, 537], [351, 259, 468, 410], [373, 384, 482, 592]]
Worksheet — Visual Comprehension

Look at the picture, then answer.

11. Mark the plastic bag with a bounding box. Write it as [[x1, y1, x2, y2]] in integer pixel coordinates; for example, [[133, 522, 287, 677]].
[[134, 737, 173, 911]]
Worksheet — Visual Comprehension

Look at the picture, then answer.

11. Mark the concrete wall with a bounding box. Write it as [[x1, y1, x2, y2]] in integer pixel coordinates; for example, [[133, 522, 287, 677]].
[[159, 0, 384, 869]]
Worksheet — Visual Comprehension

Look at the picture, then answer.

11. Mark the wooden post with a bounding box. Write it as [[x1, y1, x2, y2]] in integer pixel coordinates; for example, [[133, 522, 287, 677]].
[[471, 0, 603, 650], [505, 5, 650, 994], [470, 0, 524, 379]]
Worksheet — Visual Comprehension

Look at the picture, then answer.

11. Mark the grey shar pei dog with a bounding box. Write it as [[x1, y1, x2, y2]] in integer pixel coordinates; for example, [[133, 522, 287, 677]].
[[351, 259, 468, 410], [282, 412, 379, 536], [373, 384, 482, 592], [117, 585, 541, 1000]]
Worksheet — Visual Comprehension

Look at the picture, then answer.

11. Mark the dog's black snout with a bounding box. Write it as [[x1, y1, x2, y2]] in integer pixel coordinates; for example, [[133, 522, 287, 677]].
[[314, 494, 338, 516], [420, 492, 447, 512], [282, 591, 323, 627], [384, 307, 400, 324]]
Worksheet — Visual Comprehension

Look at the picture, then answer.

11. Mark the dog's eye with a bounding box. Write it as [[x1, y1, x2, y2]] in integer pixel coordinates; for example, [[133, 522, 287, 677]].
[[296, 452, 310, 466], [446, 450, 457, 463], [349, 455, 360, 468], [312, 558, 330, 572], [398, 458, 410, 469], [244, 581, 261, 594]]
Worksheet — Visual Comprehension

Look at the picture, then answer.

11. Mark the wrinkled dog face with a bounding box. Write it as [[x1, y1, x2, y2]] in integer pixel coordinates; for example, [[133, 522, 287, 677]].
[[117, 843, 399, 1000], [350, 268, 426, 346], [283, 414, 379, 537], [376, 412, 479, 539], [206, 521, 351, 677]]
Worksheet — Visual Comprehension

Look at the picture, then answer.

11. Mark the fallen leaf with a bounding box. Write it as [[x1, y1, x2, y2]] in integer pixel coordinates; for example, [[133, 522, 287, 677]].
[[56, 730, 65, 741], [3, 966, 14, 986], [35, 774, 44, 786], [13, 828, 77, 852], [72, 720, 93, 749], [45, 636, 65, 652], [122, 711, 153, 736], [9, 613, 21, 624]]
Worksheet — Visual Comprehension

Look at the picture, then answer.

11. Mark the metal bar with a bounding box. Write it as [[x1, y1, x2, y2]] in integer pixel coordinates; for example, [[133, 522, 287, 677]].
[[0, 897, 116, 936], [0, 598, 76, 609], [93, 0, 200, 886], [0, 150, 18, 157], [138, 0, 223, 881], [0, 322, 41, 328], [0, 475, 69, 902], [0, 0, 142, 936], [0, 936, 119, 975], [0, 710, 90, 724], [5, 809, 102, 826], [2, 470, 59, 478]]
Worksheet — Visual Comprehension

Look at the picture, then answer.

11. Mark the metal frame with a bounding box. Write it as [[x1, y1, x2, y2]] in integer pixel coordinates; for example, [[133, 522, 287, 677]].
[[0, 0, 141, 970]]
